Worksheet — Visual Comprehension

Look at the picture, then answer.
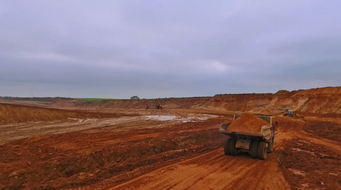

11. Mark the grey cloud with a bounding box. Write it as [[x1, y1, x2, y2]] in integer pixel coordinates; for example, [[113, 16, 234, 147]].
[[0, 0, 340, 98]]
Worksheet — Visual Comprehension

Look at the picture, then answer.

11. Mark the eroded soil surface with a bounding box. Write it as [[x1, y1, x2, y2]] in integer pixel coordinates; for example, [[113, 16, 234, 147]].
[[0, 108, 340, 190], [0, 114, 227, 190], [279, 140, 341, 190], [304, 119, 341, 142]]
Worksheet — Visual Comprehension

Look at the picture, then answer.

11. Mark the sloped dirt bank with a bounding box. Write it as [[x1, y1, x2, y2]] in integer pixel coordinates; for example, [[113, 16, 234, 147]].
[[0, 103, 125, 125], [2, 86, 341, 115], [304, 120, 341, 142]]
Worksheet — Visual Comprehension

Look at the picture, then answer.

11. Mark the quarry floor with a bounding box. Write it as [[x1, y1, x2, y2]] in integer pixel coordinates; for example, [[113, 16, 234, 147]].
[[0, 108, 340, 190]]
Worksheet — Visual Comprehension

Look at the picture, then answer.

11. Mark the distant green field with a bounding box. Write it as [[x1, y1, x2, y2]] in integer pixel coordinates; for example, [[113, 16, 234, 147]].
[[80, 98, 116, 101]]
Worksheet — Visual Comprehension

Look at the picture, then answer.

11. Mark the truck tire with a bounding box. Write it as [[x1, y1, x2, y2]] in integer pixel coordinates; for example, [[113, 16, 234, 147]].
[[267, 137, 275, 153], [224, 138, 237, 156], [224, 138, 229, 155], [257, 141, 267, 160], [267, 142, 273, 153], [249, 141, 258, 158]]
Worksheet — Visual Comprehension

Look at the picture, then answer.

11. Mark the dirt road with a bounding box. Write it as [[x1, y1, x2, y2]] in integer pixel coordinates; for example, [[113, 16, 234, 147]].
[[109, 148, 289, 190], [94, 117, 340, 190], [1, 110, 340, 190], [100, 117, 292, 190]]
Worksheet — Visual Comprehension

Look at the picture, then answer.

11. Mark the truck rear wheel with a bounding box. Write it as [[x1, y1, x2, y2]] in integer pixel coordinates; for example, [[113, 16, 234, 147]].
[[267, 137, 274, 153], [267, 142, 273, 153], [224, 138, 229, 155], [257, 141, 267, 160], [249, 141, 258, 158], [224, 138, 237, 156]]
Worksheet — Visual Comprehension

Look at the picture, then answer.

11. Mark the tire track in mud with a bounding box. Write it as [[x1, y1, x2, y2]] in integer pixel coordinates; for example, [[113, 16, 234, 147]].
[[108, 148, 290, 190], [0, 117, 143, 145], [67, 116, 298, 190], [298, 131, 341, 153], [66, 116, 340, 190], [103, 117, 338, 190], [0, 116, 227, 190], [3, 114, 338, 190]]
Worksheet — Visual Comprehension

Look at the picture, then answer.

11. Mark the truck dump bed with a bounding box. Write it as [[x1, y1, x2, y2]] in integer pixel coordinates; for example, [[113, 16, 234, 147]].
[[227, 114, 269, 134], [220, 114, 274, 159], [219, 114, 273, 141]]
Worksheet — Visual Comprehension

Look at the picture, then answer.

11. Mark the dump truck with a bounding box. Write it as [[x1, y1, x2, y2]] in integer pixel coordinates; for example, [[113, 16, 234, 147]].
[[283, 109, 296, 117], [283, 109, 303, 118], [219, 114, 275, 160]]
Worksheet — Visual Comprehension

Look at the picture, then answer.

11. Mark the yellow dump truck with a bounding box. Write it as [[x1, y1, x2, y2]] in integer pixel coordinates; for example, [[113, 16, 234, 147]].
[[219, 114, 275, 160]]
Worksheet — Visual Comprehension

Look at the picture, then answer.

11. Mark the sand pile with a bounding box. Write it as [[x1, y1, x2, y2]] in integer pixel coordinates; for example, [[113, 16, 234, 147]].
[[227, 114, 269, 134]]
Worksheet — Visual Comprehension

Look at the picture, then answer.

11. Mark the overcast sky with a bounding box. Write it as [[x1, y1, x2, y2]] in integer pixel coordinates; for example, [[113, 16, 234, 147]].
[[0, 0, 340, 98]]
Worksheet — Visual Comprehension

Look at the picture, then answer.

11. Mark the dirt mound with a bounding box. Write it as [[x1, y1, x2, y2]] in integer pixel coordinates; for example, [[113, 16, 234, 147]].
[[2, 86, 341, 115], [227, 114, 269, 134], [275, 90, 290, 95], [0, 103, 121, 124]]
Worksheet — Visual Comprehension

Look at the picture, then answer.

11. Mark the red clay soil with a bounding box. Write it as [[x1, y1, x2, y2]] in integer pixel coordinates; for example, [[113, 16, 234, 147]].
[[304, 120, 341, 142], [104, 116, 341, 190], [1, 86, 341, 114], [0, 117, 227, 190], [0, 106, 340, 190], [106, 115, 308, 190], [279, 139, 341, 190], [0, 103, 125, 125], [226, 113, 269, 134]]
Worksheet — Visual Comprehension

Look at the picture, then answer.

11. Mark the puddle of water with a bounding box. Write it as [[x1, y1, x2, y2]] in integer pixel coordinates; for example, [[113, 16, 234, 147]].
[[180, 116, 211, 122], [144, 114, 216, 122], [145, 115, 177, 121]]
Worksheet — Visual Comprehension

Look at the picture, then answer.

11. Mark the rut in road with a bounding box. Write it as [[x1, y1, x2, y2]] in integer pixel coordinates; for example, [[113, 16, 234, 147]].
[[108, 148, 289, 190], [102, 117, 295, 190], [67, 116, 294, 190], [66, 117, 340, 190]]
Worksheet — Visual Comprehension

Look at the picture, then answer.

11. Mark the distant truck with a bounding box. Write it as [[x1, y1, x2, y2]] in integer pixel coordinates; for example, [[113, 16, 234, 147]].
[[219, 114, 275, 160], [283, 109, 302, 118]]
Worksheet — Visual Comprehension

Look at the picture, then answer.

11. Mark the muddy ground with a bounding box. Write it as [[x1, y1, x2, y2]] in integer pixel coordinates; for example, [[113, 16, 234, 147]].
[[0, 103, 128, 125], [0, 112, 228, 190], [279, 139, 341, 190], [0, 106, 340, 190]]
